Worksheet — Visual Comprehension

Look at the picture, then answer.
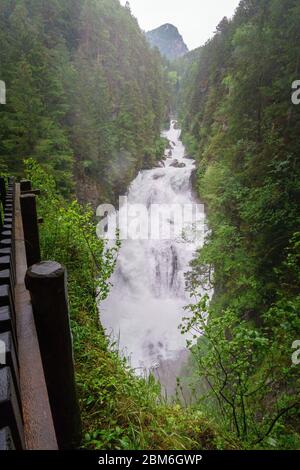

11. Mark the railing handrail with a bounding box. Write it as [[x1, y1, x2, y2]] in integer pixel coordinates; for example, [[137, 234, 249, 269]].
[[0, 177, 58, 449]]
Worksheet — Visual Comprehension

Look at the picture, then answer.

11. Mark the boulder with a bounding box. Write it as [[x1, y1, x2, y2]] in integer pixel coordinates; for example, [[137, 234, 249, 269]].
[[153, 173, 165, 180], [169, 160, 186, 168]]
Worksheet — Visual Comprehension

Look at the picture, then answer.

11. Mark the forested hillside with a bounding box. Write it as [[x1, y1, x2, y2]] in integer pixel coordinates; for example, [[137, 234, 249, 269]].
[[0, 0, 169, 203], [179, 0, 300, 448]]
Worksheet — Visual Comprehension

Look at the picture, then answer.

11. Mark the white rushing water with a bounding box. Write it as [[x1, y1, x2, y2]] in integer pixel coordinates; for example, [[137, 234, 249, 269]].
[[101, 120, 207, 392]]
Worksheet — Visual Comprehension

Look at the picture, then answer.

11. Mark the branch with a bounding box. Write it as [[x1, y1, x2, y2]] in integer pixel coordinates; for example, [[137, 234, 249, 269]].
[[253, 402, 300, 446]]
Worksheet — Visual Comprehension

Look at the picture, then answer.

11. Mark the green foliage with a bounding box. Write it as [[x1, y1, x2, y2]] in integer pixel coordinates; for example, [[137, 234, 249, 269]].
[[25, 158, 119, 302], [181, 294, 300, 449], [179, 0, 300, 449], [0, 0, 170, 200]]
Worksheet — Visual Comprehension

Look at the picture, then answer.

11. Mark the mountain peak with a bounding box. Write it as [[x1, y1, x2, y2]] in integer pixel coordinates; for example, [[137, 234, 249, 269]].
[[146, 24, 189, 61], [161, 23, 179, 31]]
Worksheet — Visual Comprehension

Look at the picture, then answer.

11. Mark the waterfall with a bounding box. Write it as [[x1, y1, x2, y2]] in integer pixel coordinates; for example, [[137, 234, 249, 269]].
[[101, 120, 207, 391]]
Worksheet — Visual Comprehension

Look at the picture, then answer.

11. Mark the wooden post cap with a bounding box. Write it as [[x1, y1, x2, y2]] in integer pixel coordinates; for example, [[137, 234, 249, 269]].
[[25, 261, 64, 285]]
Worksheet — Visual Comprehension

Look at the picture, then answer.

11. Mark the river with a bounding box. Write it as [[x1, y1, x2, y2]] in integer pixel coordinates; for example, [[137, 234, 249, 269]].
[[101, 120, 207, 396]]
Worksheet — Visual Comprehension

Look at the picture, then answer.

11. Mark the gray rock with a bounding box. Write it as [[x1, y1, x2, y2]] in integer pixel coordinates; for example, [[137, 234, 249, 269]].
[[153, 173, 165, 180], [169, 160, 186, 168]]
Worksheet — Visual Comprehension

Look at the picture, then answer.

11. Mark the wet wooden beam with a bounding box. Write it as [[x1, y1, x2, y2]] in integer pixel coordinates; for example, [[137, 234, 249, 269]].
[[14, 183, 58, 450], [25, 261, 81, 449]]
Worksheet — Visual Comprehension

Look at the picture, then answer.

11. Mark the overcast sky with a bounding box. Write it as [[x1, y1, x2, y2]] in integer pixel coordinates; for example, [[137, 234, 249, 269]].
[[120, 0, 240, 50]]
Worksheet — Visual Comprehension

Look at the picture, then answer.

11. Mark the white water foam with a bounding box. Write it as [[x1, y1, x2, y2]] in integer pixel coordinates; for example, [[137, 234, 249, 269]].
[[100, 121, 208, 385]]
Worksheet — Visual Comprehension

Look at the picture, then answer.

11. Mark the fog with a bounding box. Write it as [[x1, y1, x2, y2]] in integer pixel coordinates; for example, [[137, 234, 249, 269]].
[[120, 0, 240, 50]]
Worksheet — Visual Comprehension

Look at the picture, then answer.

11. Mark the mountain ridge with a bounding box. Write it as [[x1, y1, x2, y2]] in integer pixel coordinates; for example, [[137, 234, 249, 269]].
[[146, 23, 189, 61]]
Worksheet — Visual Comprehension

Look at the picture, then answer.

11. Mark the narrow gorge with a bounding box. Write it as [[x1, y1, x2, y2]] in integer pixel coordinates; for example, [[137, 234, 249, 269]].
[[102, 120, 208, 396]]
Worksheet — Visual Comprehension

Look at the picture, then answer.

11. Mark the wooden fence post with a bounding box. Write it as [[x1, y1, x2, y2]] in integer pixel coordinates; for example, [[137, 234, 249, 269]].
[[25, 261, 81, 449], [20, 180, 32, 193], [20, 194, 41, 268], [0, 177, 6, 207]]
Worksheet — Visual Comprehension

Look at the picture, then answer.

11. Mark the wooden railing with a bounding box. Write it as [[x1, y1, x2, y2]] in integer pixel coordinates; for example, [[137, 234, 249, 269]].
[[0, 177, 23, 449], [0, 177, 81, 450]]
